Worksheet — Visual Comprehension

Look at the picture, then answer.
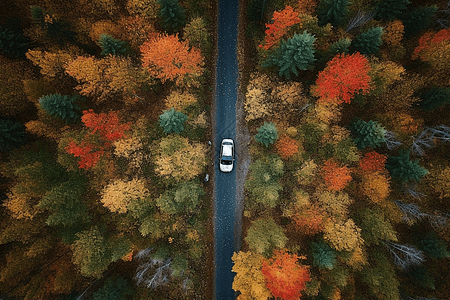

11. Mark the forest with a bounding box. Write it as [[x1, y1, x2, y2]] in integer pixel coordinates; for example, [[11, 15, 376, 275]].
[[234, 0, 450, 299], [0, 0, 215, 299]]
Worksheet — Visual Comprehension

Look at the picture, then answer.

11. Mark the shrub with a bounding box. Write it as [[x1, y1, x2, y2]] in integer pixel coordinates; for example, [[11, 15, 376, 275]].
[[39, 94, 82, 123], [417, 87, 450, 111], [157, 0, 186, 32], [0, 27, 29, 58], [375, 0, 410, 21], [255, 122, 278, 147], [352, 27, 383, 55], [99, 34, 128, 56], [350, 119, 386, 150], [403, 5, 438, 38], [386, 150, 428, 183], [158, 108, 188, 134], [317, 0, 349, 27], [268, 31, 316, 79], [0, 119, 27, 151]]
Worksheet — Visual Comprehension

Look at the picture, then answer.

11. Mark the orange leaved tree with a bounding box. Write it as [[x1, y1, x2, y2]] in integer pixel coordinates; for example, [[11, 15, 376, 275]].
[[276, 135, 299, 159], [321, 159, 352, 191], [359, 151, 387, 172], [65, 110, 131, 169], [412, 28, 450, 60], [140, 34, 204, 87], [259, 6, 302, 50], [261, 249, 311, 300], [291, 205, 326, 235], [314, 52, 371, 105]]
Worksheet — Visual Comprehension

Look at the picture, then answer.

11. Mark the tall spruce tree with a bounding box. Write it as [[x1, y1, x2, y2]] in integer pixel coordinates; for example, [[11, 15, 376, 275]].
[[0, 27, 30, 58], [386, 150, 428, 183], [417, 87, 450, 111], [352, 27, 383, 55], [317, 0, 349, 27], [99, 34, 128, 56], [375, 0, 410, 21], [350, 118, 386, 150], [158, 0, 186, 32], [403, 5, 438, 38], [255, 122, 278, 147], [158, 108, 188, 134], [0, 119, 27, 151], [39, 94, 82, 123]]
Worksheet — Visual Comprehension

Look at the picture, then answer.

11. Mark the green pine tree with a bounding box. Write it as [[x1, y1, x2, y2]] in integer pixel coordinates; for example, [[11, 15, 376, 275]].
[[421, 231, 450, 259], [99, 34, 128, 56], [159, 108, 188, 134], [350, 118, 386, 150], [245, 217, 288, 256], [386, 150, 429, 183], [93, 276, 134, 300], [39, 94, 82, 123], [417, 87, 450, 111], [158, 0, 186, 32], [375, 0, 410, 21], [317, 0, 349, 27], [327, 38, 351, 55], [407, 266, 436, 290], [403, 5, 438, 38], [255, 122, 278, 147], [352, 27, 383, 55], [156, 180, 205, 215], [0, 27, 30, 58], [0, 119, 27, 151], [311, 240, 337, 270], [268, 31, 316, 79]]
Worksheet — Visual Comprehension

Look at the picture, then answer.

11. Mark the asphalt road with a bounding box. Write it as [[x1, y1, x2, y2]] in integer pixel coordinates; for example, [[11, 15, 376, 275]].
[[213, 0, 239, 299]]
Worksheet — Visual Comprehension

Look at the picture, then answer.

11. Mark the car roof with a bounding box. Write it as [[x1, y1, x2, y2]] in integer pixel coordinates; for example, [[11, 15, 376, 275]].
[[222, 144, 233, 156]]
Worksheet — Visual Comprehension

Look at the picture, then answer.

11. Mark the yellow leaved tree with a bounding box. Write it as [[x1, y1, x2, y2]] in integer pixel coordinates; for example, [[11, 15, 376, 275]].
[[323, 219, 363, 252], [231, 251, 272, 300], [100, 178, 150, 213]]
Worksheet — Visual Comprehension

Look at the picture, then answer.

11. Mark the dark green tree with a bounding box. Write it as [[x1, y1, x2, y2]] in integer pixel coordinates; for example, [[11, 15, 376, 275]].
[[30, 6, 76, 44], [417, 87, 450, 111], [407, 266, 436, 290], [268, 31, 316, 79], [92, 276, 134, 300], [245, 217, 287, 256], [159, 108, 188, 134], [311, 240, 337, 270], [350, 118, 386, 150], [420, 231, 450, 259], [403, 5, 438, 38], [351, 27, 383, 55], [357, 208, 398, 246], [327, 38, 351, 55], [157, 0, 186, 32], [38, 172, 89, 227], [317, 0, 349, 27], [172, 253, 189, 276], [0, 119, 27, 151], [156, 180, 205, 215], [386, 150, 428, 183], [0, 27, 30, 58], [255, 122, 278, 147], [375, 0, 410, 21], [99, 34, 128, 56], [39, 94, 82, 123]]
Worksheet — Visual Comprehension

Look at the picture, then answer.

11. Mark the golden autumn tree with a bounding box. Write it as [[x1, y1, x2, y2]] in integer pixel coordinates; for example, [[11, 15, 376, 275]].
[[140, 34, 204, 87], [100, 178, 150, 213], [231, 251, 272, 300], [382, 20, 404, 46], [323, 219, 363, 252], [244, 73, 272, 122], [26, 48, 80, 77], [65, 55, 140, 102], [321, 159, 352, 191], [361, 172, 390, 204], [261, 250, 311, 300], [154, 135, 208, 181], [164, 90, 197, 112]]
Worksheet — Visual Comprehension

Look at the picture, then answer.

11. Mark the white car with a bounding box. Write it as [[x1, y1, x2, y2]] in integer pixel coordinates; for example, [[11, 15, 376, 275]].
[[219, 138, 235, 173]]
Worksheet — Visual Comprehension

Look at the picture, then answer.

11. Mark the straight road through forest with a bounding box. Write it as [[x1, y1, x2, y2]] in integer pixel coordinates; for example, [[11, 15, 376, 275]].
[[213, 0, 239, 299]]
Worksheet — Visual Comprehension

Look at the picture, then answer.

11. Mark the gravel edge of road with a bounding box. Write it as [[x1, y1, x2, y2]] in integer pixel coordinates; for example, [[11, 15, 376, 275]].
[[234, 0, 252, 252]]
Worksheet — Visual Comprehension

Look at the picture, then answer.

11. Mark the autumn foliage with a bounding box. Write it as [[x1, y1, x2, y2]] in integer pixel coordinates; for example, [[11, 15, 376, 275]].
[[321, 159, 352, 191], [359, 151, 387, 172], [65, 110, 131, 169], [261, 250, 311, 300], [314, 52, 371, 105], [412, 28, 450, 60], [291, 205, 326, 235], [140, 34, 204, 86], [259, 6, 302, 50], [275, 135, 299, 159]]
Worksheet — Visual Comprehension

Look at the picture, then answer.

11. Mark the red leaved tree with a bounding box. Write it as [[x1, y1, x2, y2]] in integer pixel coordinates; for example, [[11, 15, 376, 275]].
[[359, 151, 387, 172], [65, 110, 130, 169], [261, 249, 311, 300], [259, 6, 302, 50], [276, 135, 300, 159], [291, 205, 326, 235], [412, 28, 450, 60], [314, 52, 371, 105], [140, 34, 204, 87], [321, 159, 352, 191]]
